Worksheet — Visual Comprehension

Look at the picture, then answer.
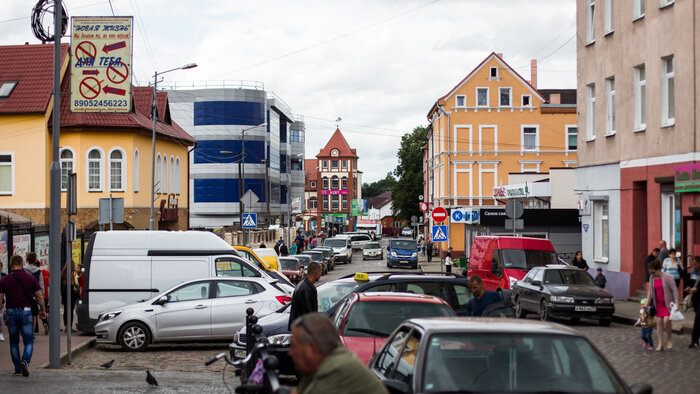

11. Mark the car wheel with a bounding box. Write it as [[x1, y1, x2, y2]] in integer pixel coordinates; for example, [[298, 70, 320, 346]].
[[387, 262, 392, 268], [539, 299, 550, 321], [514, 297, 528, 319], [118, 321, 150, 351], [599, 318, 612, 327], [363, 257, 366, 261]]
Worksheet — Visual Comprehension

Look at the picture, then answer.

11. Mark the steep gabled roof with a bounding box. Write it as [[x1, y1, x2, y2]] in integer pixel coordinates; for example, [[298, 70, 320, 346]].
[[316, 128, 357, 158], [0, 43, 69, 114], [367, 190, 392, 209]]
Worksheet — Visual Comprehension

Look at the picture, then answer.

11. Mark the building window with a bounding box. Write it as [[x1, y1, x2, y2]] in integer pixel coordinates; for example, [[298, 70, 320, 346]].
[[161, 154, 167, 194], [586, 0, 596, 44], [604, 0, 614, 34], [322, 177, 328, 190], [586, 84, 596, 140], [605, 77, 615, 135], [0, 153, 13, 195], [133, 149, 139, 192], [0, 81, 18, 98], [169, 156, 175, 193], [342, 160, 347, 169], [331, 160, 339, 170], [310, 181, 316, 188], [476, 87, 489, 107], [341, 176, 347, 190], [331, 176, 339, 190], [455, 95, 466, 108], [521, 126, 539, 151], [309, 198, 317, 209], [519, 161, 541, 173], [499, 87, 511, 107], [521, 95, 531, 107], [661, 55, 675, 126], [87, 148, 103, 191], [175, 157, 180, 194], [634, 65, 646, 130], [290, 129, 302, 142], [331, 195, 339, 210], [109, 148, 125, 192], [155, 154, 162, 193], [342, 195, 348, 210], [566, 125, 578, 151], [660, 0, 674, 8], [594, 201, 609, 261], [322, 160, 328, 169], [489, 66, 498, 79], [60, 148, 74, 191], [323, 195, 329, 210], [633, 0, 645, 19]]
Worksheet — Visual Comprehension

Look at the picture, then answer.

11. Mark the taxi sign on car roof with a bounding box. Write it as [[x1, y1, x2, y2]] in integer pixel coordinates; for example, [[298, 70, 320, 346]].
[[354, 272, 370, 281]]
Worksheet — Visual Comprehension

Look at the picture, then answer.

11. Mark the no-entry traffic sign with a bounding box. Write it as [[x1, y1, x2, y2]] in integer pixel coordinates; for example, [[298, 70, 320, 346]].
[[432, 207, 448, 223]]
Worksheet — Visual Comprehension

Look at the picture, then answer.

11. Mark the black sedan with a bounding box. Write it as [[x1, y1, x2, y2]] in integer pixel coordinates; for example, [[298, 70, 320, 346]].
[[312, 246, 336, 271], [511, 265, 615, 326], [299, 250, 328, 274]]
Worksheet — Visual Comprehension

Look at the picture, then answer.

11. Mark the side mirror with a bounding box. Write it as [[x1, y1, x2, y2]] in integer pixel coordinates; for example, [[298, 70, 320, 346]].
[[154, 295, 169, 305], [531, 280, 542, 288], [629, 382, 653, 394], [383, 380, 410, 394]]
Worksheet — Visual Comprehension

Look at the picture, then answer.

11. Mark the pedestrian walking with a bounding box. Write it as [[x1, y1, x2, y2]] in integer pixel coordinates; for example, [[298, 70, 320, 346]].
[[280, 241, 289, 256], [445, 247, 453, 274], [0, 254, 47, 376], [633, 298, 655, 351], [290, 242, 298, 255], [23, 252, 44, 334], [661, 248, 683, 287], [644, 248, 660, 282], [658, 240, 669, 266], [288, 262, 322, 329], [646, 259, 679, 351], [289, 313, 389, 394], [33, 258, 50, 335], [426, 239, 434, 263], [61, 261, 80, 332], [571, 251, 589, 271], [0, 261, 5, 342], [595, 267, 607, 289], [420, 238, 426, 257], [685, 256, 700, 349]]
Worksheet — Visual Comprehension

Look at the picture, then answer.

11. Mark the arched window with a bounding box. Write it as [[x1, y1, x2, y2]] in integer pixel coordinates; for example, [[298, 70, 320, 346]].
[[161, 154, 167, 194], [322, 177, 329, 190], [341, 176, 347, 190], [156, 154, 162, 193], [331, 176, 339, 190], [60, 148, 74, 191], [87, 148, 103, 191], [133, 149, 139, 192], [175, 157, 180, 194], [169, 156, 175, 194], [109, 148, 125, 191]]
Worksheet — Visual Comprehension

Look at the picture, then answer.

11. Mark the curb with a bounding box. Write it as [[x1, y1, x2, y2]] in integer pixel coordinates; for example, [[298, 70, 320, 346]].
[[39, 337, 96, 369]]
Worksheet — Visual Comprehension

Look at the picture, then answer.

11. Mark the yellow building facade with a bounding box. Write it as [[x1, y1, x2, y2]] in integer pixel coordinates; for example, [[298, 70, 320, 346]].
[[425, 53, 577, 254]]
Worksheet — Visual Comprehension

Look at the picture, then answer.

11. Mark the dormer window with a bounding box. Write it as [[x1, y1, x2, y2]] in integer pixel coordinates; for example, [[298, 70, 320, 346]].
[[0, 81, 18, 98], [489, 67, 498, 79], [455, 95, 466, 108]]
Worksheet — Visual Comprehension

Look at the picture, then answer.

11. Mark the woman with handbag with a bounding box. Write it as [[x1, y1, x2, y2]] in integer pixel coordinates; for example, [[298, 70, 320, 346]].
[[647, 259, 679, 351]]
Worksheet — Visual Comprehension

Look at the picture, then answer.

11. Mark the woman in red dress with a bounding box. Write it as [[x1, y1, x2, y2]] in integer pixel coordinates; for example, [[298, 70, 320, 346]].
[[647, 259, 679, 351]]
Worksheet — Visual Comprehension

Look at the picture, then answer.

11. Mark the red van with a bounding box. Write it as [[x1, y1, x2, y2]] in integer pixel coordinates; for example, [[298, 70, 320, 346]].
[[467, 236, 558, 291]]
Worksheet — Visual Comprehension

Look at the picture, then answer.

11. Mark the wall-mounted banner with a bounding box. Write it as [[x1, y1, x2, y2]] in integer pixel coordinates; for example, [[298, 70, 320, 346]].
[[675, 163, 700, 193], [70, 16, 133, 113]]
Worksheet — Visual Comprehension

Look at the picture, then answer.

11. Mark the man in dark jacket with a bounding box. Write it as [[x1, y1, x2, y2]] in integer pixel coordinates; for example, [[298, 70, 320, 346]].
[[644, 248, 660, 282], [288, 262, 322, 329]]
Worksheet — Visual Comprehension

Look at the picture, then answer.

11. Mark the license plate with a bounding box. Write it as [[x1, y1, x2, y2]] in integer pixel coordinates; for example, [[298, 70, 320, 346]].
[[575, 306, 596, 312], [234, 349, 246, 359]]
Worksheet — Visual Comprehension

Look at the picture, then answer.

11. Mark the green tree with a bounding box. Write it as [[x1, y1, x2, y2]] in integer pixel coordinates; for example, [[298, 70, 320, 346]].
[[362, 172, 397, 198], [392, 126, 427, 221]]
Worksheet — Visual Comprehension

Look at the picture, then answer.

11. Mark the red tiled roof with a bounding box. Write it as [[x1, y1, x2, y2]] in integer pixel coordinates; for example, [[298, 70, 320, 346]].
[[316, 128, 357, 158], [0, 43, 69, 114]]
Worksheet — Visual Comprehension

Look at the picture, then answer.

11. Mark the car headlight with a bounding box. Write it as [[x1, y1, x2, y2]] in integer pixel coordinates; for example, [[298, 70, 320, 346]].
[[411, 252, 417, 258], [509, 276, 518, 288], [268, 334, 291, 346], [595, 297, 614, 304], [391, 251, 397, 257], [550, 296, 575, 304], [98, 311, 123, 322]]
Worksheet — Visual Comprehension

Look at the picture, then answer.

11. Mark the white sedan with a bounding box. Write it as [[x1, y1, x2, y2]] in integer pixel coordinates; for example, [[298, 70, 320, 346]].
[[362, 242, 383, 260]]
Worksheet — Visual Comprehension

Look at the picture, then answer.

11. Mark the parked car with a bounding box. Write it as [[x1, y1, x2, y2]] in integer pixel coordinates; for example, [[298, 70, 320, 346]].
[[386, 238, 419, 269], [299, 250, 328, 275], [233, 245, 294, 290], [467, 236, 559, 292], [369, 317, 652, 394], [94, 277, 291, 351], [362, 242, 383, 260], [278, 257, 305, 284], [293, 254, 312, 275], [313, 246, 337, 271], [335, 292, 455, 364], [349, 233, 373, 250], [323, 237, 353, 263], [252, 248, 280, 271], [400, 227, 413, 237], [511, 265, 615, 326]]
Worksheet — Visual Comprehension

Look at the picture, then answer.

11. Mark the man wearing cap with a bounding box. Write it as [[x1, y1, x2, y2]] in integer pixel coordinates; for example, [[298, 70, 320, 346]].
[[595, 267, 607, 289]]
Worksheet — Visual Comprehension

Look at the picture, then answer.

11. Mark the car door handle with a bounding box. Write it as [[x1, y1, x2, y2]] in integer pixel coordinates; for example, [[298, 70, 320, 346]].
[[195, 304, 207, 309], [245, 299, 257, 304]]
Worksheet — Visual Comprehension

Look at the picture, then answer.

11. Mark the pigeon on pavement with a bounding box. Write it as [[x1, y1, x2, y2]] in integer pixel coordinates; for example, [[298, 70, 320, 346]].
[[146, 370, 159, 387], [100, 360, 115, 369]]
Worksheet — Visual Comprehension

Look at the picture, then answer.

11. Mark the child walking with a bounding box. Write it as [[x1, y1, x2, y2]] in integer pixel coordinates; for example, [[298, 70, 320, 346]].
[[634, 298, 655, 350]]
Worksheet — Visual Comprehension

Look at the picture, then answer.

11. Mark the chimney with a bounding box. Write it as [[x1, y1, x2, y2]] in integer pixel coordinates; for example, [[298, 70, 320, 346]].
[[530, 59, 538, 90], [550, 94, 561, 104], [496, 53, 503, 59]]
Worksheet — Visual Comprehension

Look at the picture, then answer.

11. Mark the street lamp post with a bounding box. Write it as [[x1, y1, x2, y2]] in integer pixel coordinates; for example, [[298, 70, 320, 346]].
[[149, 63, 197, 230]]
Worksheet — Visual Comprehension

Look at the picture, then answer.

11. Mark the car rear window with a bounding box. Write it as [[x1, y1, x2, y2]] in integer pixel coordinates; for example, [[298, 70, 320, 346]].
[[544, 269, 597, 286], [341, 301, 453, 338], [295, 255, 311, 266], [279, 259, 300, 270], [302, 252, 324, 262], [500, 249, 557, 270], [324, 239, 348, 247]]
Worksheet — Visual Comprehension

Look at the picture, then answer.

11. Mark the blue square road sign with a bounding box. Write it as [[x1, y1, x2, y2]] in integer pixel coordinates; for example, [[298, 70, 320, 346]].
[[431, 225, 448, 242]]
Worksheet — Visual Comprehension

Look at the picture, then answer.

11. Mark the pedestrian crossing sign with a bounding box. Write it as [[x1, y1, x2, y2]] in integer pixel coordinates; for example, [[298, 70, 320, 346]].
[[242, 213, 257, 229], [432, 225, 448, 242]]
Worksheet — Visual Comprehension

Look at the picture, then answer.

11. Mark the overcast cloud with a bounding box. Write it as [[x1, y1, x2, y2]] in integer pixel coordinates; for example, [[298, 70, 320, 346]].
[[2, 0, 576, 183]]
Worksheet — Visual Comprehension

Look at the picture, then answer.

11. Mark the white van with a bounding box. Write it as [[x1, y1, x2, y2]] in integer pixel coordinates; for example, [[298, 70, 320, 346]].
[[76, 231, 290, 333]]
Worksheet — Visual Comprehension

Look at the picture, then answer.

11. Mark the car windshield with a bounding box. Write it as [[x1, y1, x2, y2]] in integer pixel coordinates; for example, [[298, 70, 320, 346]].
[[324, 239, 347, 247], [390, 240, 416, 250], [342, 301, 453, 338], [279, 259, 300, 270], [253, 248, 276, 257], [301, 252, 324, 262], [317, 281, 361, 312], [364, 243, 381, 249], [500, 249, 558, 270], [544, 270, 597, 286], [295, 255, 311, 266], [421, 333, 626, 393]]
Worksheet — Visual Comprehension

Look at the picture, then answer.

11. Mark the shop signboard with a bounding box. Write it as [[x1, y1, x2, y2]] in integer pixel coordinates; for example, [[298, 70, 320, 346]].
[[351, 199, 368, 216], [674, 163, 700, 192]]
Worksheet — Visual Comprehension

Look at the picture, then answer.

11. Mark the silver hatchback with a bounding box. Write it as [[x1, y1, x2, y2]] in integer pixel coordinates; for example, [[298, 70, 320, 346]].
[[94, 277, 291, 351]]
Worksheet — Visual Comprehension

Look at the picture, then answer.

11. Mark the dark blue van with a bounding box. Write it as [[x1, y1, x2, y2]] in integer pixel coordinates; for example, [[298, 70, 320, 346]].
[[386, 238, 419, 269]]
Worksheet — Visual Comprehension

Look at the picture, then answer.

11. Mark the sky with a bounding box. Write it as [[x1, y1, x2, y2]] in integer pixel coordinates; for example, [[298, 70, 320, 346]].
[[1, 0, 577, 183]]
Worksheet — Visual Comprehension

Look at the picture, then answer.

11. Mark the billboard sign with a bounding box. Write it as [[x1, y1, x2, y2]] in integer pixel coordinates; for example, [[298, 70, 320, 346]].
[[70, 16, 133, 113], [675, 163, 700, 192]]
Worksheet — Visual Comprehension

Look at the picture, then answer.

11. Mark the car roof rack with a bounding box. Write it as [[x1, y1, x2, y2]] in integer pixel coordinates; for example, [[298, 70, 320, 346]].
[[339, 271, 465, 280]]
